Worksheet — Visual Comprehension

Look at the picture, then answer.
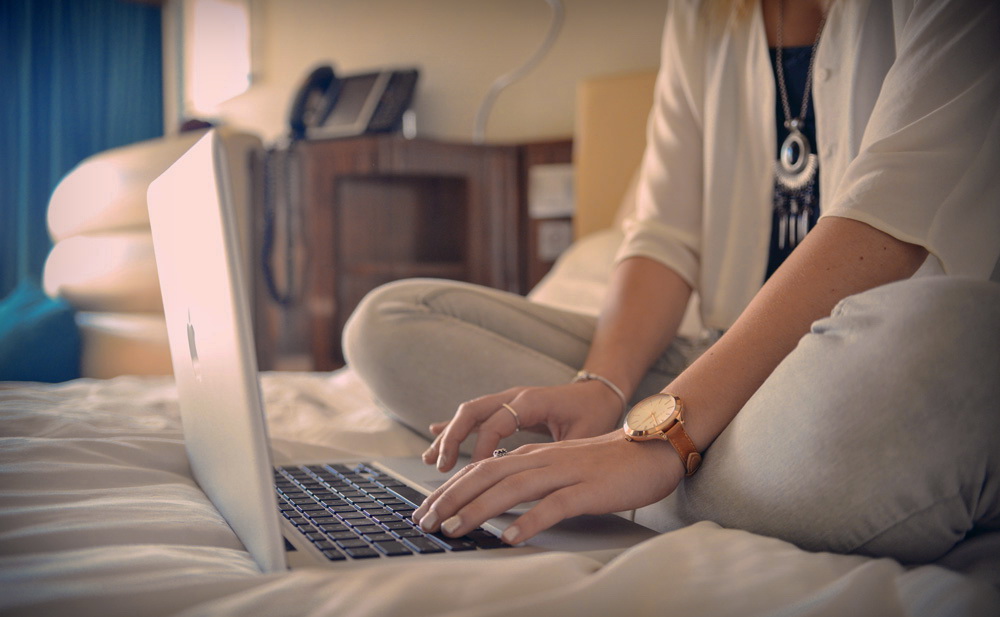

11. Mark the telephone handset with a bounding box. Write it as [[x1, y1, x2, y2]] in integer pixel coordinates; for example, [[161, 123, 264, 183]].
[[287, 64, 419, 141], [288, 65, 341, 140]]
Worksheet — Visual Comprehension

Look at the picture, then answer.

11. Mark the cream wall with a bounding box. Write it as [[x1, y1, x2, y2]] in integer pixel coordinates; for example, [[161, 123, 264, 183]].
[[186, 0, 667, 145]]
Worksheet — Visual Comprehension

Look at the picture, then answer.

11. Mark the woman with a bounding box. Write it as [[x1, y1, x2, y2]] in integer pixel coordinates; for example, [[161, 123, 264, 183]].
[[344, 0, 1000, 564]]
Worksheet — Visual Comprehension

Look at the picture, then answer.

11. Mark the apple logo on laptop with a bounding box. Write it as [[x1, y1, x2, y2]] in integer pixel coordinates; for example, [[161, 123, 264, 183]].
[[186, 310, 203, 382]]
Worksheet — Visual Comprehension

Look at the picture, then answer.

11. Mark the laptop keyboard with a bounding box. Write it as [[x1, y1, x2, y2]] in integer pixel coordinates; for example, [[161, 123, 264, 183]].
[[275, 463, 508, 561]]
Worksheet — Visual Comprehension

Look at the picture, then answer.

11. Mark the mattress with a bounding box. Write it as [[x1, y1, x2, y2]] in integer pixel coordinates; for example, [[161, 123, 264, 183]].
[[1, 369, 997, 617]]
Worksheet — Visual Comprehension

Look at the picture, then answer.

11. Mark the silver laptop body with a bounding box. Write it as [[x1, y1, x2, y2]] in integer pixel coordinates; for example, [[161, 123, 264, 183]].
[[147, 130, 656, 572]]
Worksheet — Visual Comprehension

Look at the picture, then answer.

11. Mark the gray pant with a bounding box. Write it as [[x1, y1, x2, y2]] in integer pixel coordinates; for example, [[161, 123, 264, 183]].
[[343, 276, 1000, 566]]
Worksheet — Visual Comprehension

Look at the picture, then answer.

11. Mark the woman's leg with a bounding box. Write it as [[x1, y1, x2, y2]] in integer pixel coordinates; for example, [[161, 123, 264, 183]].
[[657, 276, 1000, 563], [343, 278, 689, 448]]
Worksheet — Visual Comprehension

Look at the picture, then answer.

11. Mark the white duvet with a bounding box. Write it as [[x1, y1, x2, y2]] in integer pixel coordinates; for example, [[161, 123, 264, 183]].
[[1, 370, 998, 617]]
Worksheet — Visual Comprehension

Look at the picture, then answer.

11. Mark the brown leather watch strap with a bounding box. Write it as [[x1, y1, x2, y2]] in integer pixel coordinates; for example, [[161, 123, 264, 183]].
[[664, 421, 702, 476]]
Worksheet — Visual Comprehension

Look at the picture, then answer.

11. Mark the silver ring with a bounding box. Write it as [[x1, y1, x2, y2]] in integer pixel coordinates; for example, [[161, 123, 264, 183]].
[[501, 403, 521, 432], [493, 448, 508, 458]]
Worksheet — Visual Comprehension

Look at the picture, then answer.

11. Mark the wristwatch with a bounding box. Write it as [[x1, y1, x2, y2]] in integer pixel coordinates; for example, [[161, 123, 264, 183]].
[[623, 393, 702, 476]]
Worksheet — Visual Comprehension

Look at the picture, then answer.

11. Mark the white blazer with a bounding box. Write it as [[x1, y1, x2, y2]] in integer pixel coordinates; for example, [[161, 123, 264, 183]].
[[617, 0, 1000, 330]]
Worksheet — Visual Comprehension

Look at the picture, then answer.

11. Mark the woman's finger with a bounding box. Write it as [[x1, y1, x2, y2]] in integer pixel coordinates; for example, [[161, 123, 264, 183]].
[[499, 484, 592, 544], [434, 388, 525, 471], [468, 407, 522, 463]]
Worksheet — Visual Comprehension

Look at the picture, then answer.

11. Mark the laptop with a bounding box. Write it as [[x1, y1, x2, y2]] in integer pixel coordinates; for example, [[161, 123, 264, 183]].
[[146, 130, 656, 572]]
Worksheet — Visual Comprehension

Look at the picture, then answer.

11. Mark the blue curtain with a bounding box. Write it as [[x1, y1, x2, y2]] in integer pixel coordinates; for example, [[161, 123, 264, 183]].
[[0, 0, 163, 381]]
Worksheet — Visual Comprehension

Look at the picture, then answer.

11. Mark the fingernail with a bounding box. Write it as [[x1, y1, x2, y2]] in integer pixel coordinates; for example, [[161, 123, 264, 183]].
[[501, 525, 520, 544], [436, 452, 446, 471], [441, 515, 462, 536], [420, 511, 439, 531]]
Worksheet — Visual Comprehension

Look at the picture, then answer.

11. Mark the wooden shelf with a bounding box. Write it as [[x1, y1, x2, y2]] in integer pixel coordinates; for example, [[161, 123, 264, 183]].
[[344, 262, 469, 278]]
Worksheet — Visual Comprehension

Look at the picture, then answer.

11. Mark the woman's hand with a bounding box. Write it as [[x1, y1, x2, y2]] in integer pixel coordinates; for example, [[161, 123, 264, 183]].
[[413, 431, 685, 544], [423, 381, 624, 472]]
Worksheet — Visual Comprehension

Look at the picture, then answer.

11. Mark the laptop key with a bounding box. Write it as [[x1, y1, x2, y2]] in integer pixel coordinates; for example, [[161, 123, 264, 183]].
[[307, 512, 337, 522], [327, 531, 361, 541], [343, 546, 380, 559], [429, 533, 477, 551], [466, 529, 507, 549], [374, 540, 412, 556], [336, 538, 369, 549], [364, 532, 396, 543], [326, 504, 358, 514], [352, 525, 382, 535], [386, 485, 427, 508], [401, 536, 445, 554], [338, 511, 368, 521]]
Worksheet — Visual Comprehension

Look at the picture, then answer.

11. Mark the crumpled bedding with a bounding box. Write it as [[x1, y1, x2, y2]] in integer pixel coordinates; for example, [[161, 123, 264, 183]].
[[1, 370, 998, 617]]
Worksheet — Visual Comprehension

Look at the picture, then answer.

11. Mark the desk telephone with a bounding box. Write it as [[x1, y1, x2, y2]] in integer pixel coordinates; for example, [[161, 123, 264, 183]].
[[263, 65, 418, 307], [288, 65, 419, 141]]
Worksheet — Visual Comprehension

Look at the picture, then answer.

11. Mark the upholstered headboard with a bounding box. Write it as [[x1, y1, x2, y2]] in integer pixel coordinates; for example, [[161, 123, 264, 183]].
[[573, 70, 657, 239]]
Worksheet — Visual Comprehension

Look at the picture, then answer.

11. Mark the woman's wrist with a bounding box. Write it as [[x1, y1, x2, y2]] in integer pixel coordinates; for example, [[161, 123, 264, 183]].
[[571, 379, 628, 427], [571, 370, 628, 416]]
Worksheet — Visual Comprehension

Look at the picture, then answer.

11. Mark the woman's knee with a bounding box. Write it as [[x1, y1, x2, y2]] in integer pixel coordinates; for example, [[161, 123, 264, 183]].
[[343, 278, 448, 370], [676, 276, 1000, 563]]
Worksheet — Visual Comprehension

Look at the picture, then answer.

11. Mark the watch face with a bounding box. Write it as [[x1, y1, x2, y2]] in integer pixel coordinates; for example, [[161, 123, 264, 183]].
[[624, 394, 679, 435]]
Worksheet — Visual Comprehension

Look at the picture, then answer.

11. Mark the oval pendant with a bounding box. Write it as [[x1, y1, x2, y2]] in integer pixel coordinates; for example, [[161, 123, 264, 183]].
[[776, 129, 818, 191], [780, 129, 810, 175]]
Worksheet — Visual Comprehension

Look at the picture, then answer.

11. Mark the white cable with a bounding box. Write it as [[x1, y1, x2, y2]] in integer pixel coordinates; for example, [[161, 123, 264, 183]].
[[472, 0, 564, 144]]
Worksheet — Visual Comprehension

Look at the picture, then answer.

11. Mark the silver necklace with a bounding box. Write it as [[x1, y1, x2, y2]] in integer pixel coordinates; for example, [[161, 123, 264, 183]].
[[773, 0, 828, 249]]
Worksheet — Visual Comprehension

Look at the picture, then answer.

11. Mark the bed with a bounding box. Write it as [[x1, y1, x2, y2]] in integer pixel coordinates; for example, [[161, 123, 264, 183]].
[[3, 348, 999, 616], [3, 73, 999, 617]]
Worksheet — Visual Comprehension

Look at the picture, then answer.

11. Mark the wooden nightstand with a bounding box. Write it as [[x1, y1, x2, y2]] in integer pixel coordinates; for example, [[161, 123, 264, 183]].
[[255, 135, 572, 371]]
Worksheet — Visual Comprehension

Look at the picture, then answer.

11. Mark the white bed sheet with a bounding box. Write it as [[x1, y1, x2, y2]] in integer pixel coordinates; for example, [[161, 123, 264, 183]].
[[1, 370, 998, 617]]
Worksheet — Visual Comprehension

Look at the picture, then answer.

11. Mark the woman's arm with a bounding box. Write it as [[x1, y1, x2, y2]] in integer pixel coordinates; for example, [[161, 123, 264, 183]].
[[414, 217, 927, 542], [579, 256, 692, 403], [669, 215, 927, 451]]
